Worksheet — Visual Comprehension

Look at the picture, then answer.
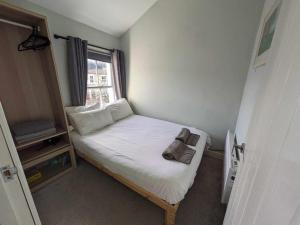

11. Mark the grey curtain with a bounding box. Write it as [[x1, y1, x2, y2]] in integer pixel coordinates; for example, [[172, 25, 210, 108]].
[[112, 50, 126, 99], [67, 36, 88, 106]]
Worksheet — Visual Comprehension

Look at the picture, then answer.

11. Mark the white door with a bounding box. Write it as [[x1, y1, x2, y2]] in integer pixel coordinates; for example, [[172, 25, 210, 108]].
[[0, 103, 41, 225], [223, 0, 300, 224]]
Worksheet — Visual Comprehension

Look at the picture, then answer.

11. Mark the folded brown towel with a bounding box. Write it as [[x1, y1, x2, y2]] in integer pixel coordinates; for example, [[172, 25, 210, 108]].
[[186, 133, 200, 146], [176, 128, 200, 146], [176, 128, 190, 143], [162, 140, 196, 164]]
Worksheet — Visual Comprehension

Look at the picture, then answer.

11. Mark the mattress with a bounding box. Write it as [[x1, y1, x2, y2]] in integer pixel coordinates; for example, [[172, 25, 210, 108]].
[[71, 115, 208, 204]]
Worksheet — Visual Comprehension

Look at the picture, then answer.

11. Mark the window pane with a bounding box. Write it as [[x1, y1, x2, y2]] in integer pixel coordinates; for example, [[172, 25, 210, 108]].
[[86, 55, 116, 107], [97, 61, 112, 86], [100, 87, 115, 105], [86, 88, 101, 106], [88, 59, 98, 88], [87, 74, 98, 87], [97, 61, 107, 75], [88, 59, 97, 74]]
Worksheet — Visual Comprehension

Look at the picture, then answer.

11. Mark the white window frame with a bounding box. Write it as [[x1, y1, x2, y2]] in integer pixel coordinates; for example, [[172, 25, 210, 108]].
[[87, 51, 115, 106]]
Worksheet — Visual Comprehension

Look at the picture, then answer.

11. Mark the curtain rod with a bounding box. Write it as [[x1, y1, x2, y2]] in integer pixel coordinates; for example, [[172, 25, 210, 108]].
[[53, 34, 114, 52]]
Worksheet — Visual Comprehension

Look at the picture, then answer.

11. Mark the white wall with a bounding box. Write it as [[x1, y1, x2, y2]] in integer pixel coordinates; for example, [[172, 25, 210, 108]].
[[121, 0, 264, 148], [4, 0, 120, 106], [235, 0, 278, 145]]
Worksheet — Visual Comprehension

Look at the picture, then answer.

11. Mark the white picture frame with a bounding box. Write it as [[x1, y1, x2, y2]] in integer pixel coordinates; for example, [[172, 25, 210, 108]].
[[254, 1, 281, 68]]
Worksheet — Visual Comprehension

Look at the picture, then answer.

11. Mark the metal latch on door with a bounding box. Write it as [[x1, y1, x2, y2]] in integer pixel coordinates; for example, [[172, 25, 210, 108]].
[[0, 165, 18, 182]]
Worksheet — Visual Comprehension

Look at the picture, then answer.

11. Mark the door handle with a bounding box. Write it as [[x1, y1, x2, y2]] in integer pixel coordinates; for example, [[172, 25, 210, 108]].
[[233, 143, 246, 162], [0, 165, 18, 182], [234, 143, 246, 154]]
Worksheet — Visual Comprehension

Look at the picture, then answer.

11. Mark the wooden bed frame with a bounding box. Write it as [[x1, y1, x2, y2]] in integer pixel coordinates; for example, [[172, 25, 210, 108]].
[[76, 150, 180, 225]]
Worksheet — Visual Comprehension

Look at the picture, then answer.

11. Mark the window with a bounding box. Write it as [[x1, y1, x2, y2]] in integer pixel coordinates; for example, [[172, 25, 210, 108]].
[[89, 75, 94, 83], [86, 51, 116, 107]]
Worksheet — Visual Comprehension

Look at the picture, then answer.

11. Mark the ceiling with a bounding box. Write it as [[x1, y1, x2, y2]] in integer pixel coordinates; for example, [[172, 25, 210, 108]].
[[27, 0, 158, 37]]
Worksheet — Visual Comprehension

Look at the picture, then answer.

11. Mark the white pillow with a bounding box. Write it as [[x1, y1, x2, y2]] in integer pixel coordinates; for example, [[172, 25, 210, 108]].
[[69, 108, 113, 135], [65, 103, 100, 115], [65, 103, 100, 124], [106, 99, 133, 121]]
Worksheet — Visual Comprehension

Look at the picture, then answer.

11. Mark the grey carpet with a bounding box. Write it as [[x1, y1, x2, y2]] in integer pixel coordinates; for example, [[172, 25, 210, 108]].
[[33, 155, 226, 225]]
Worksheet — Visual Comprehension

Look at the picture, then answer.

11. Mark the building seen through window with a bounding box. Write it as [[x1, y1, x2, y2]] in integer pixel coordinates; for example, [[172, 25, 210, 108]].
[[86, 57, 116, 107]]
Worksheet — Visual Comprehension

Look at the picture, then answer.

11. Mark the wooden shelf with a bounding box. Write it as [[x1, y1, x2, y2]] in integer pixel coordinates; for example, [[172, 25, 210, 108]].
[[27, 153, 72, 191], [22, 145, 71, 170], [29, 164, 71, 189], [30, 167, 73, 192], [19, 138, 69, 165], [16, 128, 68, 150]]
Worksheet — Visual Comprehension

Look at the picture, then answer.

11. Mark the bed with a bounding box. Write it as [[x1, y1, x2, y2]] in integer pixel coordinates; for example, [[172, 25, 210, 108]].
[[70, 114, 208, 225]]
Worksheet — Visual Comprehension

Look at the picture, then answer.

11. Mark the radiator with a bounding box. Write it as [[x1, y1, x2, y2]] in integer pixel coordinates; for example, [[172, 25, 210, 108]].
[[221, 130, 236, 204]]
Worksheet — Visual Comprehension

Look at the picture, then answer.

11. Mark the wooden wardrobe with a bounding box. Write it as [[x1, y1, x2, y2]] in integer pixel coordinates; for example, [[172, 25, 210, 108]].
[[0, 2, 76, 191]]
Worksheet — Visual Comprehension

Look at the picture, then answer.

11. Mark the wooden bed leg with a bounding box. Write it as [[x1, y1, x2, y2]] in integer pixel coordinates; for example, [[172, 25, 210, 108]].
[[164, 206, 177, 225]]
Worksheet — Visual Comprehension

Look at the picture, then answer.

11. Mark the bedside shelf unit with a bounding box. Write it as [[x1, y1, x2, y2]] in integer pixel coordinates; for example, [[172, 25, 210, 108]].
[[0, 2, 76, 192]]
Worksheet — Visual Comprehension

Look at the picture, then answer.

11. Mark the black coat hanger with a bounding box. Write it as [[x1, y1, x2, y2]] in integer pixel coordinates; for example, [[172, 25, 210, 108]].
[[18, 26, 50, 51]]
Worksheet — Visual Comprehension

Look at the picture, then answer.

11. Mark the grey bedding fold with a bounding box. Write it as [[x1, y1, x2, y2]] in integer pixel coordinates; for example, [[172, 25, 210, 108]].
[[176, 128, 200, 146], [162, 140, 196, 164], [12, 119, 55, 136], [15, 128, 57, 144], [11, 119, 56, 144]]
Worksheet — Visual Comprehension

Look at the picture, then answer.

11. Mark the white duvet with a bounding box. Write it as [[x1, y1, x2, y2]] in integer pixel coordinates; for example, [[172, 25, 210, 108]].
[[71, 115, 208, 204]]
